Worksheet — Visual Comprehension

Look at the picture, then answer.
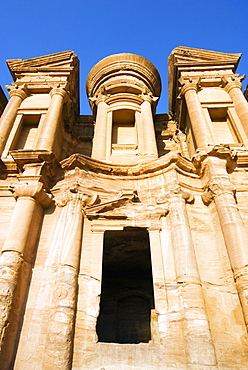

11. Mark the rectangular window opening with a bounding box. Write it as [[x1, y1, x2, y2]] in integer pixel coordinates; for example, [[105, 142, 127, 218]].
[[112, 109, 136, 147], [208, 107, 238, 144], [13, 114, 40, 150]]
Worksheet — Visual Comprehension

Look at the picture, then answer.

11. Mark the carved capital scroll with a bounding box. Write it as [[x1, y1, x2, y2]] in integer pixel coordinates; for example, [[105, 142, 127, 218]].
[[88, 85, 110, 108], [140, 91, 159, 104]]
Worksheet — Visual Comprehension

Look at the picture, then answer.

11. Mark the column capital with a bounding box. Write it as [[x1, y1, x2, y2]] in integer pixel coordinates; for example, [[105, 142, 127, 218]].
[[225, 80, 242, 93], [202, 181, 236, 205], [222, 75, 245, 92], [193, 144, 237, 173], [180, 81, 199, 96], [88, 94, 109, 109], [50, 86, 69, 102], [140, 93, 158, 104], [95, 96, 109, 106], [156, 186, 194, 206], [9, 181, 53, 208], [56, 182, 98, 208], [8, 85, 27, 100], [88, 86, 110, 107]]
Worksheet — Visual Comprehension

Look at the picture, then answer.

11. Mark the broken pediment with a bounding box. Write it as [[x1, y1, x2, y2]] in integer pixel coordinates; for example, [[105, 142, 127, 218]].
[[7, 51, 78, 77], [6, 50, 80, 118], [85, 191, 139, 219], [85, 191, 168, 223], [169, 46, 241, 68]]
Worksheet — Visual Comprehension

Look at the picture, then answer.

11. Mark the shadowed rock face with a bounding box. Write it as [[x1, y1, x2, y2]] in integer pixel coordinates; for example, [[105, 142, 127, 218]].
[[97, 227, 154, 343]]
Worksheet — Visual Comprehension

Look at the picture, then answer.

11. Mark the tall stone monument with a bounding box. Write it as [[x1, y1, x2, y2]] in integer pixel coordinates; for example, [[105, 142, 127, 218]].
[[0, 47, 248, 369]]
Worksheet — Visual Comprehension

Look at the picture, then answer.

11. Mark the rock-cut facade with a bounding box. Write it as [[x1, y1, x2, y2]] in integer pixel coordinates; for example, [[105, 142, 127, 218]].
[[0, 47, 248, 369]]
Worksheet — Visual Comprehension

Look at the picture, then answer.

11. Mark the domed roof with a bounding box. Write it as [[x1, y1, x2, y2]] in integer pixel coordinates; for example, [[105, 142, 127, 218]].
[[86, 53, 161, 99]]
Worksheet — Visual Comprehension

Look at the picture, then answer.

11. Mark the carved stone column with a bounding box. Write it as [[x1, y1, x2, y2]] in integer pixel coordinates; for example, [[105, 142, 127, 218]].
[[36, 87, 68, 151], [200, 152, 248, 330], [181, 81, 214, 148], [91, 98, 108, 161], [0, 181, 52, 369], [43, 185, 96, 370], [158, 178, 216, 367], [140, 95, 158, 158], [224, 77, 248, 138], [0, 86, 27, 156]]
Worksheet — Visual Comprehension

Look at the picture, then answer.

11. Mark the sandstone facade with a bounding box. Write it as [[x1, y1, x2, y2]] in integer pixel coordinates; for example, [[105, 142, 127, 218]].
[[0, 47, 248, 369]]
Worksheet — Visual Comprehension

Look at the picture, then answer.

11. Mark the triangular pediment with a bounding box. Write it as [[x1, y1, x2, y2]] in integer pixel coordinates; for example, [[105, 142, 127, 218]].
[[170, 46, 241, 67], [7, 51, 77, 72], [85, 191, 139, 219]]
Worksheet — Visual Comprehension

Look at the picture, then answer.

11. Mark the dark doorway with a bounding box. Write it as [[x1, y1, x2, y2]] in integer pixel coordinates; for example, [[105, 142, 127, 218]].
[[116, 295, 151, 343], [96, 227, 155, 343]]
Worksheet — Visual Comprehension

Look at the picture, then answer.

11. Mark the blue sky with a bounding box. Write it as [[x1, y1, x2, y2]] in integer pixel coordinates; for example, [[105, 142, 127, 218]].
[[1, 0, 248, 114]]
